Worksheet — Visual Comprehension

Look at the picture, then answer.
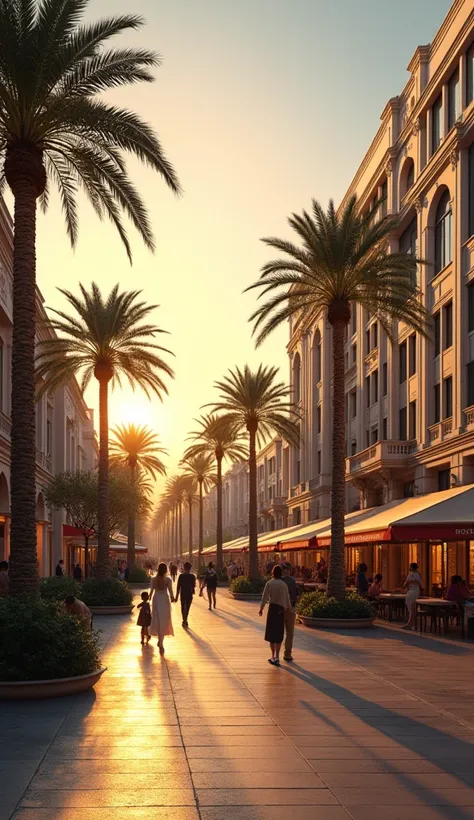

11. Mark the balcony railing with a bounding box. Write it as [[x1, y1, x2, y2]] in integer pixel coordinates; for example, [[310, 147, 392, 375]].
[[465, 406, 474, 427], [290, 481, 309, 498], [346, 440, 413, 475], [36, 449, 53, 474], [428, 417, 453, 444]]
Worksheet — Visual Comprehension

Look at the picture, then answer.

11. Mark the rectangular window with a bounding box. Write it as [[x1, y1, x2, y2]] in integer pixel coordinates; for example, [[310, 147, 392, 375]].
[[434, 383, 441, 424], [409, 334, 416, 377], [382, 417, 388, 440], [351, 343, 357, 364], [467, 42, 474, 105], [317, 405, 321, 434], [399, 218, 417, 256], [444, 376, 453, 419], [317, 450, 321, 475], [468, 361, 474, 407], [399, 407, 407, 441], [470, 144, 474, 239], [366, 329, 371, 353], [448, 68, 460, 130], [350, 390, 356, 419], [409, 400, 417, 440], [432, 94, 443, 154], [371, 427, 378, 445], [468, 282, 474, 333], [434, 312, 441, 356], [381, 179, 388, 217], [438, 469, 450, 492], [46, 406, 53, 458], [372, 323, 378, 350], [382, 362, 388, 396], [366, 429, 370, 448], [351, 438, 357, 456], [399, 341, 407, 383], [443, 301, 453, 349], [366, 376, 371, 407], [372, 369, 378, 404]]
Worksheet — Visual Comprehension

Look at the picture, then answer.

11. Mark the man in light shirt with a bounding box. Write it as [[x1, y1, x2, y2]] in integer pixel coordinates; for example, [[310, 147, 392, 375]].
[[65, 595, 93, 630]]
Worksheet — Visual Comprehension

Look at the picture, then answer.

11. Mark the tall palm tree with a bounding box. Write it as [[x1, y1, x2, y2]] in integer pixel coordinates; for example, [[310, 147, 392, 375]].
[[183, 414, 247, 571], [181, 454, 216, 565], [163, 475, 188, 559], [36, 283, 173, 579], [109, 424, 167, 569], [179, 475, 197, 562], [0, 0, 180, 596], [209, 367, 299, 580], [247, 196, 430, 599]]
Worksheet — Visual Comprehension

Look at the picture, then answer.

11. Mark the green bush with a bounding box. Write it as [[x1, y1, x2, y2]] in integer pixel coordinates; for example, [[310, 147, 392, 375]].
[[81, 578, 133, 607], [230, 576, 267, 595], [297, 591, 375, 619], [127, 566, 149, 583], [0, 598, 101, 682], [40, 576, 81, 602]]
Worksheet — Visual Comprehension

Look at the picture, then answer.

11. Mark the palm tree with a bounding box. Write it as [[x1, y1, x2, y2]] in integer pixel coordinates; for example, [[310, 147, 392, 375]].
[[109, 424, 167, 569], [179, 475, 197, 562], [183, 414, 247, 571], [209, 366, 299, 580], [0, 0, 180, 596], [180, 454, 216, 566], [36, 283, 173, 579], [247, 197, 430, 599], [163, 475, 188, 559]]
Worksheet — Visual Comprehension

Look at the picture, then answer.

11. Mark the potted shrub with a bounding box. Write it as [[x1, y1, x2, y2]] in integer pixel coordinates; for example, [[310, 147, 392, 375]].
[[297, 591, 375, 628], [127, 565, 150, 588], [0, 598, 105, 699], [40, 576, 81, 602], [230, 576, 267, 601], [81, 578, 134, 615]]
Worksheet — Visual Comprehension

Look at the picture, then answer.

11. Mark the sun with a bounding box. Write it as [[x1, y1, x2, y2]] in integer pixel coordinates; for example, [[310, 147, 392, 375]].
[[110, 397, 156, 429]]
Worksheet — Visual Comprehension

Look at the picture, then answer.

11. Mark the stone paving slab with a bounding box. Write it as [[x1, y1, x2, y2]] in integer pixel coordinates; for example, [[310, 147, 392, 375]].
[[4, 588, 474, 819]]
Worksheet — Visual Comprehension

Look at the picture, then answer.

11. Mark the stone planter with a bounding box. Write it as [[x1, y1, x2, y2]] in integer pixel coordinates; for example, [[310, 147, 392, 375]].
[[0, 667, 107, 700], [299, 615, 375, 629], [89, 605, 134, 616], [230, 592, 262, 601]]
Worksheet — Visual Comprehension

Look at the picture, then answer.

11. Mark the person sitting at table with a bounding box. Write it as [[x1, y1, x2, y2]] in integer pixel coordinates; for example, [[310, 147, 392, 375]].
[[356, 563, 369, 596], [368, 573, 383, 599], [446, 575, 471, 604], [402, 562, 423, 630]]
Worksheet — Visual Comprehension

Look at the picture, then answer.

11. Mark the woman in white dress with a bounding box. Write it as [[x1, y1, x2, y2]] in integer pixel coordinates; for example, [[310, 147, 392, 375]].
[[402, 561, 423, 630], [149, 563, 175, 653]]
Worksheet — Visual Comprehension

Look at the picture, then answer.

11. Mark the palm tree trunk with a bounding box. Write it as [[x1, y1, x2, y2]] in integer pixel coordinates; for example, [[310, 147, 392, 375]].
[[198, 478, 204, 566], [178, 500, 183, 559], [9, 179, 40, 597], [216, 455, 223, 572], [84, 535, 89, 580], [326, 318, 347, 600], [188, 493, 193, 561], [127, 463, 136, 571], [248, 423, 259, 581], [96, 377, 110, 579]]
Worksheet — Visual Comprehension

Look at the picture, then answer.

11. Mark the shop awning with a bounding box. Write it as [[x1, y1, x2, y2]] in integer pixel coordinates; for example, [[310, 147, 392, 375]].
[[64, 525, 147, 552]]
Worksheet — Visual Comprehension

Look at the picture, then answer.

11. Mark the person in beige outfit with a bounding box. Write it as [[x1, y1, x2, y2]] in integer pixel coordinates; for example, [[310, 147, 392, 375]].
[[259, 565, 291, 666], [281, 562, 299, 662]]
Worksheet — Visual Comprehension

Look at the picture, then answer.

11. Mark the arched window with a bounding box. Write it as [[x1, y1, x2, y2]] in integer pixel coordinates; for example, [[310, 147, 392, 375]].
[[400, 158, 415, 200], [406, 161, 414, 191], [293, 353, 301, 404], [312, 330, 321, 384], [434, 191, 452, 274]]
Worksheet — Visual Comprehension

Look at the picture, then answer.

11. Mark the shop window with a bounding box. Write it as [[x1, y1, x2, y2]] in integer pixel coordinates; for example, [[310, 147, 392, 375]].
[[448, 68, 460, 130], [431, 94, 443, 154], [434, 191, 452, 274], [444, 376, 453, 418], [409, 334, 416, 376], [399, 407, 407, 441], [443, 301, 453, 349], [399, 341, 407, 383], [438, 469, 450, 491]]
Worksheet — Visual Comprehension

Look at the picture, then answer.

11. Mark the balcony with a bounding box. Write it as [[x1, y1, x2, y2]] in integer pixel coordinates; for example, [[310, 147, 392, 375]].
[[346, 440, 413, 477], [428, 417, 453, 444], [465, 406, 474, 429], [290, 481, 309, 498], [364, 348, 379, 374], [36, 449, 53, 474]]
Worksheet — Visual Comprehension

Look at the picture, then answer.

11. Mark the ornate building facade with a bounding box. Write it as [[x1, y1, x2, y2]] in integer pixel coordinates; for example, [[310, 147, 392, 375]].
[[287, 0, 474, 526]]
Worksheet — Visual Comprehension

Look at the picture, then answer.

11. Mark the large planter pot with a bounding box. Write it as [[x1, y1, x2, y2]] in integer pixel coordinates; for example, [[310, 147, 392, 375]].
[[89, 605, 134, 616], [0, 667, 107, 700], [230, 592, 262, 601], [299, 615, 375, 629]]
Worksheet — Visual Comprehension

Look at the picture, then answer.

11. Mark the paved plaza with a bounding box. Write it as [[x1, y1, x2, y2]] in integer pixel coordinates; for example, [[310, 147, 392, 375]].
[[3, 589, 474, 820]]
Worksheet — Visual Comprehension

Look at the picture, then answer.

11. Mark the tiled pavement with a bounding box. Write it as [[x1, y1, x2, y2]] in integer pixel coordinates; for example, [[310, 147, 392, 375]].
[[4, 589, 474, 819]]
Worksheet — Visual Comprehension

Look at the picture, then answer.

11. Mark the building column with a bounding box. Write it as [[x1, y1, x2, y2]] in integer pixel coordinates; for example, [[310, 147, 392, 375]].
[[453, 148, 463, 433]]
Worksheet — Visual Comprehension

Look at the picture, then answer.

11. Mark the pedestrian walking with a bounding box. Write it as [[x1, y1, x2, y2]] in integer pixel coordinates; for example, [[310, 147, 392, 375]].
[[203, 561, 218, 610], [73, 563, 83, 583], [259, 565, 291, 666], [281, 562, 299, 662], [55, 559, 64, 577], [149, 563, 174, 653], [169, 562, 178, 583], [175, 561, 196, 627], [136, 591, 152, 644]]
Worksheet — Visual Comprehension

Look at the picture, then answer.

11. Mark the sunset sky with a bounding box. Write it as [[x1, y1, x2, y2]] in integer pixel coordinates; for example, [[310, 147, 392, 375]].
[[32, 0, 450, 498]]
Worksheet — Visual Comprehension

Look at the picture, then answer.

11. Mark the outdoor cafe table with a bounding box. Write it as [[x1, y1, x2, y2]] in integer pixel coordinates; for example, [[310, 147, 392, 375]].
[[377, 593, 406, 622], [416, 597, 457, 635]]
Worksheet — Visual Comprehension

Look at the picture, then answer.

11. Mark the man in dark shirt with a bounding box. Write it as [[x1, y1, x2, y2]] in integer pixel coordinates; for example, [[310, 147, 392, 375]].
[[281, 562, 299, 662], [176, 562, 196, 627], [55, 559, 64, 577]]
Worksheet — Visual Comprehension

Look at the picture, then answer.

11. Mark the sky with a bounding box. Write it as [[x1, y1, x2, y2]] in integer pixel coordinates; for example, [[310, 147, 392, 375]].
[[31, 0, 451, 501]]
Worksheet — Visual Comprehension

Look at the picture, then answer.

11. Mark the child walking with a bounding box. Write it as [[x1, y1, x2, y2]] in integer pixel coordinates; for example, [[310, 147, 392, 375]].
[[137, 591, 152, 645]]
